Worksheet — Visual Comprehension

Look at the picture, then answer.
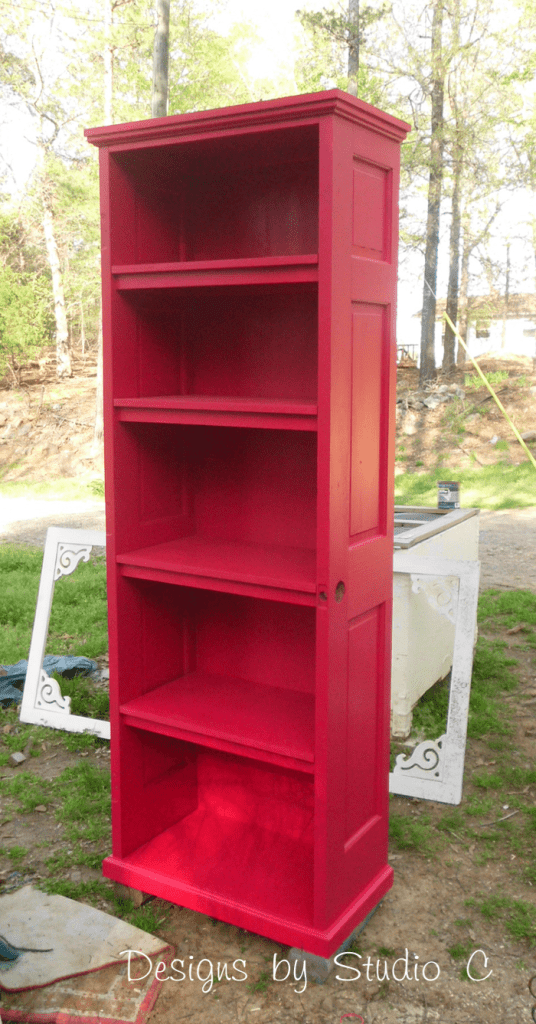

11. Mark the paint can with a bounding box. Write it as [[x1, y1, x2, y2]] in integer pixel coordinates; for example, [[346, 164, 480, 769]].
[[437, 481, 460, 509]]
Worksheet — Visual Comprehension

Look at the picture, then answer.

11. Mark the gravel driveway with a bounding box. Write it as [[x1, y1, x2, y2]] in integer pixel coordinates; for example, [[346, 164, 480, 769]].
[[1, 498, 536, 592], [0, 498, 106, 547]]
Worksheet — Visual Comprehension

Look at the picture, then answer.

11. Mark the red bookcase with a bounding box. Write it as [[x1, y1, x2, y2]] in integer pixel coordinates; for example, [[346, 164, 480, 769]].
[[86, 91, 409, 958]]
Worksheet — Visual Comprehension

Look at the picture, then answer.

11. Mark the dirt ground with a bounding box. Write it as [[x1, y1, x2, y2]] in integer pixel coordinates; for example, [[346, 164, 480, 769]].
[[1, 352, 536, 1024]]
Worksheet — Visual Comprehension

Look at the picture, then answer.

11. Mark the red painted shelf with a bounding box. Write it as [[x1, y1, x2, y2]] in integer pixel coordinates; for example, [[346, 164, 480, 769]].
[[120, 671, 315, 766], [117, 536, 317, 595], [114, 396, 318, 431], [112, 256, 318, 290], [103, 809, 315, 935]]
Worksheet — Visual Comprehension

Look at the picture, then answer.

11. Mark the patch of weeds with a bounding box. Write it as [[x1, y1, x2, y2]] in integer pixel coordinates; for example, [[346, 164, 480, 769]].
[[454, 918, 472, 928], [468, 638, 518, 738], [448, 941, 473, 960], [486, 738, 509, 751], [56, 674, 109, 720], [40, 877, 114, 905], [415, 459, 424, 467], [249, 970, 271, 993], [60, 732, 106, 754], [441, 401, 466, 436], [0, 845, 28, 865], [478, 589, 536, 629], [411, 674, 449, 739], [55, 761, 111, 843], [466, 894, 536, 945], [0, 772, 52, 812], [464, 370, 508, 390], [127, 903, 165, 934], [473, 765, 536, 791], [464, 795, 496, 818], [436, 810, 466, 834], [378, 979, 389, 999], [389, 812, 434, 852], [411, 630, 517, 746], [376, 946, 396, 958], [88, 478, 105, 497]]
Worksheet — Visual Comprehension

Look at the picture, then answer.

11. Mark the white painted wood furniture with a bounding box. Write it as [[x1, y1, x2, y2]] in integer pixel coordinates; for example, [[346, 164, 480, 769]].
[[391, 507, 479, 737], [389, 554, 480, 805], [19, 527, 109, 739]]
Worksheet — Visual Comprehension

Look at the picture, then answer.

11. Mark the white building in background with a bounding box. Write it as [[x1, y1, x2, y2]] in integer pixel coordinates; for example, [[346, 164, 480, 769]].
[[435, 293, 536, 363], [405, 293, 536, 367]]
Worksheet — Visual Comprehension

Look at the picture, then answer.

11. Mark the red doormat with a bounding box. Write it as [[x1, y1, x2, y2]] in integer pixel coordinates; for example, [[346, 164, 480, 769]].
[[0, 950, 171, 1024]]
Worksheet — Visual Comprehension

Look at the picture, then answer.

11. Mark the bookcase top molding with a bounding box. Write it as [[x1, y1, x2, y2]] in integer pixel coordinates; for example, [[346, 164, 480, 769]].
[[85, 88, 411, 149]]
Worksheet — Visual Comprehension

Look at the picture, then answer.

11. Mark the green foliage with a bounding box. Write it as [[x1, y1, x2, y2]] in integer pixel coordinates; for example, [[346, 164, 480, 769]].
[[294, 1, 388, 104], [464, 370, 509, 390], [0, 211, 54, 376]]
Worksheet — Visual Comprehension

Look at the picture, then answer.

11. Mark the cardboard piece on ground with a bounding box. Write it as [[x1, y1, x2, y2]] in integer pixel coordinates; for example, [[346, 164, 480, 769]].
[[0, 886, 169, 992]]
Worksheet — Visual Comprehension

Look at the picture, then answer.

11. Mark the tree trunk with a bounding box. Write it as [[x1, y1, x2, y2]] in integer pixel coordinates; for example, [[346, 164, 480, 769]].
[[42, 201, 71, 379], [456, 227, 470, 365], [104, 0, 113, 124], [419, 0, 444, 384], [92, 0, 113, 458], [91, 310, 104, 454], [347, 0, 359, 96], [443, 151, 462, 373], [152, 0, 170, 117]]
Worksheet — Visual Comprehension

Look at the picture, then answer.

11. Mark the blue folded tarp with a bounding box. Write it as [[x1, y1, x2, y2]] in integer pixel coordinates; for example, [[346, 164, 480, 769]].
[[0, 656, 98, 706]]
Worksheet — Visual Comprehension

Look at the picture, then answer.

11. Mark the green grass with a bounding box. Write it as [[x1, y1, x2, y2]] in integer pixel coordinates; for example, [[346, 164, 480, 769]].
[[0, 478, 105, 500], [410, 623, 518, 743], [0, 844, 28, 865], [478, 589, 536, 629], [0, 543, 107, 669], [56, 674, 109, 719], [394, 463, 536, 510], [389, 811, 434, 852], [466, 895, 536, 945], [464, 371, 509, 390]]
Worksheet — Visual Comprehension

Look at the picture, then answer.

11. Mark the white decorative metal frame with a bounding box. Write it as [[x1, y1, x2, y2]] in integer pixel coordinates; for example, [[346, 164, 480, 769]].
[[389, 554, 480, 805], [19, 527, 109, 739]]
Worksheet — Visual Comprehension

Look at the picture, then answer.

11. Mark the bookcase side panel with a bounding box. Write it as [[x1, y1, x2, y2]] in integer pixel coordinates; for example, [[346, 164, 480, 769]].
[[314, 113, 400, 931]]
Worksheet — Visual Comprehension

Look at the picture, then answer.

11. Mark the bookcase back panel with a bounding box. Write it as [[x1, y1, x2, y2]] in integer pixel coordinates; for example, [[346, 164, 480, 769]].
[[116, 284, 318, 401], [114, 733, 315, 921], [114, 424, 317, 552], [117, 579, 316, 698], [109, 125, 319, 265]]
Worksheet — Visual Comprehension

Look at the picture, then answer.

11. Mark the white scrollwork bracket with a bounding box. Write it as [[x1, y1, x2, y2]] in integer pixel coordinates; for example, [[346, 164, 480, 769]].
[[390, 555, 480, 805], [54, 544, 93, 581], [392, 734, 445, 782], [410, 574, 458, 624], [19, 527, 110, 740], [35, 670, 71, 714]]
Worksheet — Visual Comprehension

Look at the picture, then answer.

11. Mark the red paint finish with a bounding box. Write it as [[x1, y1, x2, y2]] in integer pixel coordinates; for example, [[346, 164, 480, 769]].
[[86, 90, 409, 958]]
